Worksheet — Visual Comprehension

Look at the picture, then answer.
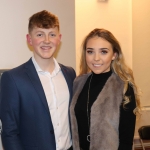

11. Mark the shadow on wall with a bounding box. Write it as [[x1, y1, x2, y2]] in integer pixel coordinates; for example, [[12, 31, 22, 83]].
[[0, 136, 3, 150], [0, 120, 3, 150]]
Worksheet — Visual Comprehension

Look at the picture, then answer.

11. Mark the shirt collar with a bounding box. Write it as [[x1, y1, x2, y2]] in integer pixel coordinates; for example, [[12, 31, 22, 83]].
[[32, 56, 61, 76]]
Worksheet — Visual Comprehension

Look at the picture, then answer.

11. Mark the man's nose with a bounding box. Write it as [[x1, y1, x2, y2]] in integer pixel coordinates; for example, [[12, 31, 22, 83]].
[[44, 36, 51, 43]]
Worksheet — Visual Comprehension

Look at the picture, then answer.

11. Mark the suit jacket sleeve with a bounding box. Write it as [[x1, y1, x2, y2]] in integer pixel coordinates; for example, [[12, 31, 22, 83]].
[[0, 71, 24, 150]]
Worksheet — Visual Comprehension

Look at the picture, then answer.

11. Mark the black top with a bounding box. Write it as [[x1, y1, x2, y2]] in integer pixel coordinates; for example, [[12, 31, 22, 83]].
[[75, 71, 136, 150]]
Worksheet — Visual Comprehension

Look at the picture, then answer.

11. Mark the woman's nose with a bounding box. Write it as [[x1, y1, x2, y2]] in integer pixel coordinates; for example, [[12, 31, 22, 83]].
[[94, 53, 100, 61]]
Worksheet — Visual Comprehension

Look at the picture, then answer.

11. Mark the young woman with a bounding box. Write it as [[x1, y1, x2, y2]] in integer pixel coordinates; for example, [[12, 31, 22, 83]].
[[70, 28, 140, 150]]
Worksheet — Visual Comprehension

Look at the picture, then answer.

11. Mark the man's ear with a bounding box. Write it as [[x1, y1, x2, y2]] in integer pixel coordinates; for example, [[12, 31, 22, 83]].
[[26, 34, 32, 46], [57, 34, 62, 45], [59, 34, 62, 41]]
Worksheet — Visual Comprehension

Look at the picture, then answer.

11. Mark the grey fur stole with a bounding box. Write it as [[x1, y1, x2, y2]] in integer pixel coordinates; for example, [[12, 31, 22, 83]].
[[70, 73, 124, 150]]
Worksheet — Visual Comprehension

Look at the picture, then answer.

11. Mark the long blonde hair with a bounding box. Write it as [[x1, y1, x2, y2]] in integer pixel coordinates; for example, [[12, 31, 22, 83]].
[[79, 28, 140, 109]]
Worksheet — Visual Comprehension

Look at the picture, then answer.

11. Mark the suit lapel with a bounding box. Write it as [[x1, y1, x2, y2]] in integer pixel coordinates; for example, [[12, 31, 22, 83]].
[[60, 64, 73, 102], [24, 60, 74, 114], [24, 59, 50, 114]]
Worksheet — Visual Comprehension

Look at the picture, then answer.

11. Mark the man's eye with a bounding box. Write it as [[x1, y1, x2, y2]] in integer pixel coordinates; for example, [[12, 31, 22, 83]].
[[50, 33, 56, 37], [37, 34, 42, 37]]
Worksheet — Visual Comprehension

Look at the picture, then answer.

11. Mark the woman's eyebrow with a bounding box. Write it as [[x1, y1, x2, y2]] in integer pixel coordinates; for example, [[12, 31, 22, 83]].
[[100, 48, 109, 50], [86, 47, 94, 50]]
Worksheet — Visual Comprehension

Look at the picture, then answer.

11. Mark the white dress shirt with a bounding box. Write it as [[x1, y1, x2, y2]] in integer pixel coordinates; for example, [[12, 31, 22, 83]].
[[32, 57, 72, 150]]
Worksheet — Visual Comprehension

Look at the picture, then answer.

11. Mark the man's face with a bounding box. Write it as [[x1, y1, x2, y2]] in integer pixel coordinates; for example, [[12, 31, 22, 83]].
[[27, 27, 61, 62]]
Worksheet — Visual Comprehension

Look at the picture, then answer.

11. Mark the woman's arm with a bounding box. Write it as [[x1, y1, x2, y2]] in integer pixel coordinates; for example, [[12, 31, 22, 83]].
[[118, 85, 136, 150]]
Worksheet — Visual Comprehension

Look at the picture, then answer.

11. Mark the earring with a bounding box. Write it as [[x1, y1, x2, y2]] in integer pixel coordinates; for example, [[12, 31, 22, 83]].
[[112, 56, 115, 60]]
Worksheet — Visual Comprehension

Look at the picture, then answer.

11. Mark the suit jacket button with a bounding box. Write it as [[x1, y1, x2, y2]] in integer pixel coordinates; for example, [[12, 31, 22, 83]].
[[50, 130, 54, 134]]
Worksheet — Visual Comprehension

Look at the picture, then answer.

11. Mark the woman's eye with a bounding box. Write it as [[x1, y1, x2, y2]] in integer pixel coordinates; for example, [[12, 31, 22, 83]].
[[87, 50, 93, 54], [101, 50, 108, 54]]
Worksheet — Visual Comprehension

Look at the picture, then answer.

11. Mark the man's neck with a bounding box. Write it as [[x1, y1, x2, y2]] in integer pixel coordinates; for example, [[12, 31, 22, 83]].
[[34, 56, 55, 73]]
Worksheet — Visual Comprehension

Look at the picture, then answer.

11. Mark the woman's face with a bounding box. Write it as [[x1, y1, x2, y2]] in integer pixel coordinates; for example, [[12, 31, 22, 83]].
[[86, 37, 116, 74]]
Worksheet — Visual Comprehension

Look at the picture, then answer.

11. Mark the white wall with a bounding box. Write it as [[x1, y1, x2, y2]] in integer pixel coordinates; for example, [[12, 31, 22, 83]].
[[132, 0, 150, 106], [0, 1, 75, 149], [134, 107, 150, 138], [75, 0, 132, 74]]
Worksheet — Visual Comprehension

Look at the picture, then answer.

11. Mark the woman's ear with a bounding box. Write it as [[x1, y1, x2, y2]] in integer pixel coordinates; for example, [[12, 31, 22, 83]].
[[112, 53, 117, 60]]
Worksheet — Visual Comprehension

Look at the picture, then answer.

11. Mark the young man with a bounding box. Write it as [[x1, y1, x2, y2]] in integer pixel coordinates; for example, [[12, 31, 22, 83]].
[[0, 10, 75, 150]]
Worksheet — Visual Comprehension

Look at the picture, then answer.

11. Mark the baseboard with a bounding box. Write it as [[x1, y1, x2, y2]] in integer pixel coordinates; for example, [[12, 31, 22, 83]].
[[141, 106, 150, 111], [134, 137, 150, 148]]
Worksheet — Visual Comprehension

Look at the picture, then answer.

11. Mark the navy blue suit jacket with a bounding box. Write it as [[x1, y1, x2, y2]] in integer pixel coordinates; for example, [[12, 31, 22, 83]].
[[0, 59, 76, 150]]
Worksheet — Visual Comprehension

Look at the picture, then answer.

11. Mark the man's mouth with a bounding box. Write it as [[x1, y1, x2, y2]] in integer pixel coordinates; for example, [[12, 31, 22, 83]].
[[41, 46, 52, 50]]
